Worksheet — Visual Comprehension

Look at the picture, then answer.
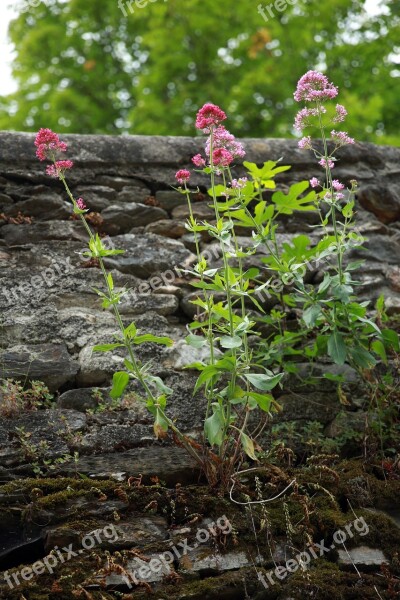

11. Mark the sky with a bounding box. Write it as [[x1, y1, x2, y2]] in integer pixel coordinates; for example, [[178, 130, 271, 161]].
[[0, 0, 389, 96]]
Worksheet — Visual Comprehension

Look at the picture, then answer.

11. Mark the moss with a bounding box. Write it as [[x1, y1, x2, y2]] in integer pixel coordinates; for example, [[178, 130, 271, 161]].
[[0, 460, 399, 599]]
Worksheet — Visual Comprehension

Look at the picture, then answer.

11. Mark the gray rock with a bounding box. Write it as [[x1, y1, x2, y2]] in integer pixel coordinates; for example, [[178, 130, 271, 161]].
[[358, 184, 400, 224], [0, 343, 79, 391], [2, 221, 86, 245], [172, 201, 215, 220], [57, 387, 112, 411], [275, 392, 341, 425], [78, 423, 154, 452], [162, 339, 221, 370], [3, 194, 71, 221], [180, 548, 251, 574], [60, 446, 200, 486], [155, 189, 185, 212], [0, 409, 86, 468], [102, 202, 167, 233], [337, 546, 388, 569], [104, 233, 195, 278], [325, 411, 374, 437], [144, 218, 187, 238], [117, 185, 152, 204]]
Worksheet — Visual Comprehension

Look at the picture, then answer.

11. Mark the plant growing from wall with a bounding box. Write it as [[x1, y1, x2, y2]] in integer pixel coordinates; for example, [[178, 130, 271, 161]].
[[34, 71, 398, 489]]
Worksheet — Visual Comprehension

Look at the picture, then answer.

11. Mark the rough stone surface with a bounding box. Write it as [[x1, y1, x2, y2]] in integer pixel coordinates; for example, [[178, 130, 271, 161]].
[[0, 132, 400, 478], [337, 546, 388, 568]]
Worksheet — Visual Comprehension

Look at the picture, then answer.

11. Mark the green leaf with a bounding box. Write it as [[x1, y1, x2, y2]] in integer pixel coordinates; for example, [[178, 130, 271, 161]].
[[204, 404, 225, 446], [208, 184, 227, 197], [185, 334, 207, 349], [244, 372, 283, 391], [110, 371, 130, 399], [124, 322, 137, 339], [349, 345, 376, 369], [247, 391, 274, 412], [240, 431, 257, 460], [323, 373, 346, 383], [146, 375, 173, 395], [342, 200, 354, 218], [107, 272, 114, 291], [318, 273, 331, 294], [382, 329, 400, 351], [154, 408, 169, 438], [194, 365, 219, 393], [303, 304, 322, 327], [327, 331, 347, 365], [220, 335, 242, 349], [92, 343, 124, 352], [371, 340, 387, 364], [133, 334, 173, 346]]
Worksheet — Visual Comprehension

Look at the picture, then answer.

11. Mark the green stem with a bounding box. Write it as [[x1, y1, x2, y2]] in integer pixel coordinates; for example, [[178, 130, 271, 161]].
[[183, 184, 216, 421], [58, 172, 202, 462]]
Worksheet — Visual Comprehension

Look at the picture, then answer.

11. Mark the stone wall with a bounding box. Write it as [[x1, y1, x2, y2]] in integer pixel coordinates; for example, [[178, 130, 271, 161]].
[[0, 132, 400, 466]]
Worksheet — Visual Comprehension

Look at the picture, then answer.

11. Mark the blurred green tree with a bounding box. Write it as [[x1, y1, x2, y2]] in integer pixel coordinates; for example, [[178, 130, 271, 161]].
[[1, 0, 398, 144]]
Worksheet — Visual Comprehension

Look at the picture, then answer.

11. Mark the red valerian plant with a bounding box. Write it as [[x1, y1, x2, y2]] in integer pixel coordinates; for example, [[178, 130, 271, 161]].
[[35, 72, 399, 489]]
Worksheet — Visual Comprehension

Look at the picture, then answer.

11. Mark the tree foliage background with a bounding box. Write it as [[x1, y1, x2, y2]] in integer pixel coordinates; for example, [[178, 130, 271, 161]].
[[1, 0, 399, 144]]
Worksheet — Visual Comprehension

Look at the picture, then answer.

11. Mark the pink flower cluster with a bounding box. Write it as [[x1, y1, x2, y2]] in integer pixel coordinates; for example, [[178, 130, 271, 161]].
[[46, 160, 74, 178], [175, 169, 191, 185], [294, 70, 338, 103], [333, 104, 347, 123], [205, 125, 245, 161], [294, 106, 326, 131], [318, 158, 335, 169], [191, 104, 245, 171], [331, 130, 355, 146], [231, 177, 248, 189], [195, 103, 227, 132], [298, 136, 312, 149], [35, 128, 67, 161], [76, 198, 87, 210]]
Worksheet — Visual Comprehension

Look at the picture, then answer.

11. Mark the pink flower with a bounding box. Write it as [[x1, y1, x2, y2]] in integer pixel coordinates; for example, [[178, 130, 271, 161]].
[[335, 192, 345, 200], [212, 148, 233, 167], [332, 179, 344, 191], [195, 103, 227, 131], [310, 177, 320, 188], [319, 158, 335, 169], [46, 160, 74, 178], [192, 154, 206, 167], [231, 177, 248, 189], [76, 198, 87, 210], [35, 128, 67, 161], [294, 70, 338, 103], [175, 169, 191, 185], [207, 125, 245, 159], [294, 106, 326, 131], [333, 104, 347, 123], [298, 136, 312, 149], [331, 130, 355, 146]]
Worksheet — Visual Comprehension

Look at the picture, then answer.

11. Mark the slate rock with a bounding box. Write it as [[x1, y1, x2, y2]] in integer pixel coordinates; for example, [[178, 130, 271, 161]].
[[60, 446, 200, 486], [358, 184, 400, 224], [104, 233, 195, 278], [3, 194, 71, 221], [275, 392, 341, 425], [0, 343, 79, 391], [144, 218, 187, 238], [57, 387, 112, 411], [102, 202, 167, 233], [337, 546, 388, 569], [2, 221, 86, 246], [155, 190, 185, 212]]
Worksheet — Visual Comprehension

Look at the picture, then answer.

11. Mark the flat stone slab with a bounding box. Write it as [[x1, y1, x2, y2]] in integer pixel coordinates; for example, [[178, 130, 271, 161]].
[[60, 446, 200, 486], [338, 546, 388, 569]]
